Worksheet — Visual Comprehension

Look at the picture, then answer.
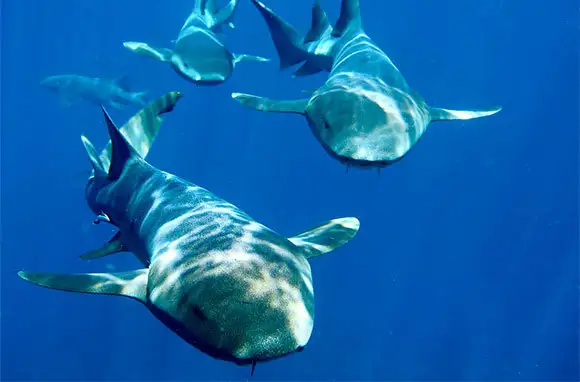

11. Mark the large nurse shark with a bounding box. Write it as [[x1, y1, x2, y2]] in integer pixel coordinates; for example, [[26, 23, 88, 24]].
[[124, 0, 269, 85], [232, 0, 502, 170], [17, 93, 360, 374]]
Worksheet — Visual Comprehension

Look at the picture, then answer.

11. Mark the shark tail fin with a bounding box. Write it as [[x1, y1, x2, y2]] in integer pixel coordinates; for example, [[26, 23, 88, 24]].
[[18, 269, 149, 303], [288, 217, 360, 259], [232, 92, 308, 115], [99, 91, 183, 172], [101, 106, 138, 180], [206, 0, 240, 30], [429, 105, 502, 122], [333, 0, 362, 36], [249, 0, 331, 72], [81, 135, 107, 178]]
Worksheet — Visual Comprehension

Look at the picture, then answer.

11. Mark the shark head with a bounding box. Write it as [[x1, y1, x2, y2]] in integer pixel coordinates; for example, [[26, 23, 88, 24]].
[[304, 73, 431, 168], [146, 236, 315, 365], [170, 35, 234, 85], [40, 75, 71, 91]]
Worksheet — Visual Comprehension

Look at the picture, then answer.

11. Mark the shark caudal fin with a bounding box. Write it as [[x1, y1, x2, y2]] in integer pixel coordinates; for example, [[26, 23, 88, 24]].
[[204, 0, 240, 30], [288, 217, 360, 259], [429, 105, 502, 122], [232, 92, 308, 115], [249, 0, 331, 73], [99, 91, 182, 171], [17, 269, 149, 303]]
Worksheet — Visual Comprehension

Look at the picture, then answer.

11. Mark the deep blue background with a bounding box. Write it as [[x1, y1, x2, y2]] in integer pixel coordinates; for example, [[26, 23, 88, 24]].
[[1, 0, 578, 380]]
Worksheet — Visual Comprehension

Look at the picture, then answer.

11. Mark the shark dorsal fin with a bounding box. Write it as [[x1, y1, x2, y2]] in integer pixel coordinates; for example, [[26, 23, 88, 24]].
[[333, 0, 362, 37], [304, 1, 330, 43], [101, 106, 138, 180]]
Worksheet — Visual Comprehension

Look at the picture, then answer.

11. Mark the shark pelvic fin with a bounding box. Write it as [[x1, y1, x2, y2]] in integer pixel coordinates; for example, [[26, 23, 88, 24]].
[[79, 231, 126, 260], [18, 269, 149, 303], [81, 135, 106, 178], [429, 105, 502, 122], [123, 42, 174, 63], [288, 217, 360, 259], [232, 93, 308, 115]]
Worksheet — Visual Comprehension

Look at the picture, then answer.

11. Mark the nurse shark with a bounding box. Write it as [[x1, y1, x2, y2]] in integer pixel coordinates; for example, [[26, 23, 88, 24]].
[[124, 0, 269, 85], [17, 93, 360, 374], [41, 74, 148, 109], [232, 0, 502, 170]]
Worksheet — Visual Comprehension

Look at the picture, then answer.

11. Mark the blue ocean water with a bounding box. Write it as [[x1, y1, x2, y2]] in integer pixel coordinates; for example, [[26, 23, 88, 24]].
[[1, 0, 578, 380]]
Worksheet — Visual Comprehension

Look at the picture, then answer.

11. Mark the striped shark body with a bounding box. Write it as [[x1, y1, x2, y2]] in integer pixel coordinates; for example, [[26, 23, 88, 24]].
[[18, 93, 360, 372], [232, 0, 502, 170], [41, 74, 148, 109], [124, 0, 269, 85]]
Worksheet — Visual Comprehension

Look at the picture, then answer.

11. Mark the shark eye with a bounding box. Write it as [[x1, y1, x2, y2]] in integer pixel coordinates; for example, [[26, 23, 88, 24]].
[[192, 305, 208, 321]]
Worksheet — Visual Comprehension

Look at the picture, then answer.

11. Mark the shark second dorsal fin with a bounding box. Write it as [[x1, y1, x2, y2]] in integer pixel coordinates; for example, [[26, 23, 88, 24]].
[[101, 106, 138, 180], [288, 217, 360, 259], [333, 0, 362, 37], [17, 269, 149, 303], [304, 1, 330, 43]]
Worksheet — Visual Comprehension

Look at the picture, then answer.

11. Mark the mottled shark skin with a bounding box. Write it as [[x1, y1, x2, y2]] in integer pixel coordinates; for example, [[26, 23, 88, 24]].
[[232, 0, 502, 170], [17, 94, 360, 372], [41, 74, 148, 109], [124, 0, 269, 85]]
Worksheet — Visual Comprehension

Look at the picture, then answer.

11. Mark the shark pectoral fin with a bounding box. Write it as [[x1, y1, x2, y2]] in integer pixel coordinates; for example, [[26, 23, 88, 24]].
[[232, 53, 270, 65], [80, 231, 126, 260], [429, 106, 502, 122], [17, 269, 149, 303], [232, 93, 308, 115], [123, 41, 174, 63], [288, 217, 360, 259]]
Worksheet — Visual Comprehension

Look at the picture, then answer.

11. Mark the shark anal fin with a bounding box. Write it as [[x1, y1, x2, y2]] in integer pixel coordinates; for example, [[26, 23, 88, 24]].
[[18, 269, 149, 303], [288, 217, 360, 259], [232, 53, 270, 65], [232, 93, 308, 115], [80, 231, 126, 260], [123, 42, 174, 63], [429, 106, 502, 122]]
